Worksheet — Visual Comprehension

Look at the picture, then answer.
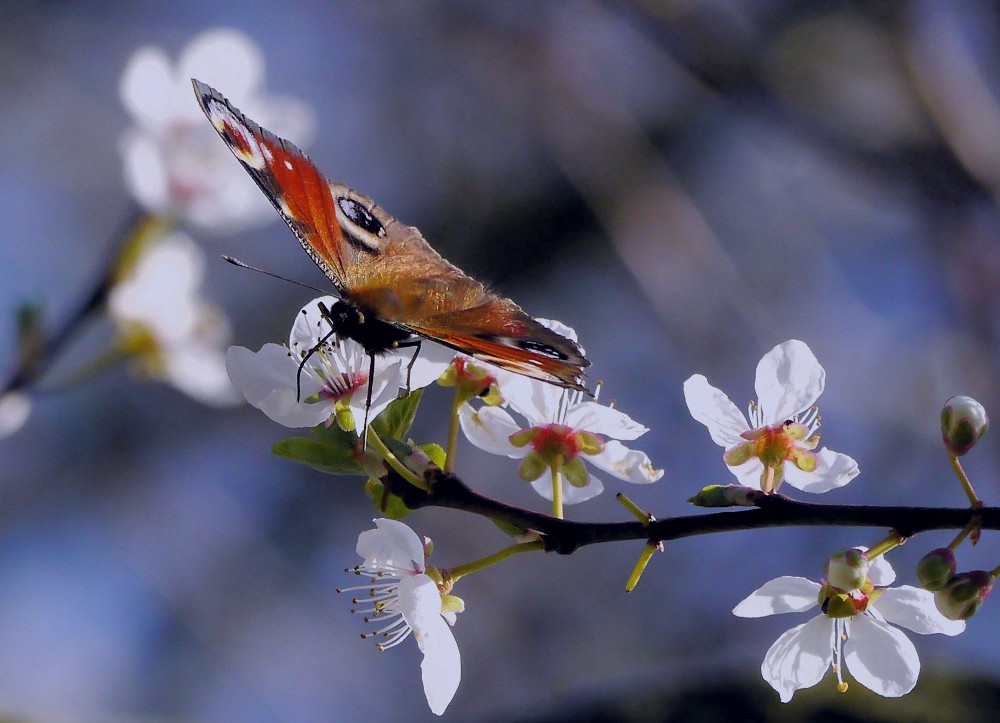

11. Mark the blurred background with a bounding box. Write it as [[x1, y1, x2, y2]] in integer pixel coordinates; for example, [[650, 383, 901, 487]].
[[3, 0, 1000, 720]]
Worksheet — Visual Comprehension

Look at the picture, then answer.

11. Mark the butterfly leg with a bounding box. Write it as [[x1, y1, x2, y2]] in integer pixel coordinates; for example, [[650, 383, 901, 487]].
[[398, 340, 422, 397], [296, 301, 340, 402]]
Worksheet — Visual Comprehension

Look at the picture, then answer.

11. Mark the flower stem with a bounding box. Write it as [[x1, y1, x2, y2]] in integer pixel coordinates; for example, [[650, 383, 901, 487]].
[[444, 540, 544, 583], [365, 426, 430, 491], [445, 394, 462, 474], [948, 516, 981, 551], [865, 531, 904, 560], [551, 456, 564, 519], [1, 207, 167, 397], [949, 454, 983, 508]]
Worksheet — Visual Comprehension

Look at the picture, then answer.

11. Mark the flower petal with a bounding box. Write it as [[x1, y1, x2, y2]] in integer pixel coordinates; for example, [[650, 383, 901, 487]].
[[683, 374, 751, 448], [225, 344, 332, 427], [403, 342, 455, 391], [874, 586, 966, 636], [564, 401, 648, 441], [844, 616, 919, 697], [178, 28, 264, 102], [0, 392, 32, 438], [868, 555, 896, 587], [163, 343, 242, 407], [588, 440, 663, 483], [782, 448, 859, 493], [119, 46, 175, 129], [398, 575, 461, 716], [459, 406, 527, 458], [728, 457, 767, 489], [733, 576, 822, 617], [755, 340, 824, 422], [760, 614, 832, 702], [356, 518, 425, 573], [530, 470, 604, 505]]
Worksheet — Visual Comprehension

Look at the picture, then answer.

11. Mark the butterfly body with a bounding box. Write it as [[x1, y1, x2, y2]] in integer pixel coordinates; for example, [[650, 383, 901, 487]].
[[192, 80, 590, 392]]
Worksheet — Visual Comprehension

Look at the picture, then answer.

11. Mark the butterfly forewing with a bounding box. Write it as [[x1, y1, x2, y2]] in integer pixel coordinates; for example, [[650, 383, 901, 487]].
[[192, 79, 591, 393]]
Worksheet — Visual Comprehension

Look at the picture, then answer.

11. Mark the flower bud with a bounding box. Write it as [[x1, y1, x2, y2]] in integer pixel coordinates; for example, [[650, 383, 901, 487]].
[[916, 548, 957, 591], [941, 396, 989, 457], [934, 570, 994, 620], [825, 548, 870, 591]]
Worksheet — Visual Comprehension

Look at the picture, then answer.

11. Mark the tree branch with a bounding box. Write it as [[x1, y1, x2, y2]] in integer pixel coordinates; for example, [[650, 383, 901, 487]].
[[382, 468, 998, 555]]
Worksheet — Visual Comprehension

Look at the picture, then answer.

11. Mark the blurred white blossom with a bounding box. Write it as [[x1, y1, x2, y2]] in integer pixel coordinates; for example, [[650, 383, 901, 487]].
[[119, 28, 315, 232], [108, 232, 240, 406], [0, 391, 31, 438]]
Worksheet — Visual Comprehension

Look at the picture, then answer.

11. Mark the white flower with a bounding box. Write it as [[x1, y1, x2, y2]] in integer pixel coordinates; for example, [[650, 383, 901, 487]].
[[108, 232, 240, 406], [225, 296, 449, 432], [733, 554, 965, 702], [226, 296, 398, 431], [119, 28, 315, 232], [460, 320, 662, 505], [684, 339, 859, 494], [342, 518, 462, 716]]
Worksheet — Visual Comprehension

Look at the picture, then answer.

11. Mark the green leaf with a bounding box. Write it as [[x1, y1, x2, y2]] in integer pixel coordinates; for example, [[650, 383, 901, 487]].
[[371, 388, 423, 440], [310, 419, 359, 449], [365, 479, 411, 520], [271, 437, 363, 475]]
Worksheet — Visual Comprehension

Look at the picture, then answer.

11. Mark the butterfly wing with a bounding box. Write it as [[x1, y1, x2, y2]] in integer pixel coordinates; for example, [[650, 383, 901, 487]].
[[192, 79, 352, 291], [193, 80, 590, 392]]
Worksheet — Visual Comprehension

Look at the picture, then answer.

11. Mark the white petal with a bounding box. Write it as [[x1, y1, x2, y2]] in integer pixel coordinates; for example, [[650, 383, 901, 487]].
[[530, 470, 604, 504], [733, 576, 821, 617], [0, 392, 31, 438], [398, 575, 461, 716], [225, 344, 331, 427], [844, 616, 919, 697], [356, 518, 425, 572], [289, 296, 339, 350], [874, 586, 966, 636], [782, 448, 859, 493], [868, 555, 896, 587], [458, 406, 526, 458], [683, 374, 750, 448], [755, 340, 824, 422], [728, 457, 766, 489], [500, 374, 564, 424], [163, 344, 242, 407], [179, 29, 264, 102], [402, 342, 455, 391], [588, 440, 663, 483], [564, 401, 648, 441], [119, 46, 175, 129], [760, 615, 832, 702], [119, 131, 169, 211], [348, 358, 403, 431]]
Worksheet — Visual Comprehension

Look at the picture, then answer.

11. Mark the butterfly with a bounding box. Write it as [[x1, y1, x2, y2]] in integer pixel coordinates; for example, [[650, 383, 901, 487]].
[[192, 79, 590, 397]]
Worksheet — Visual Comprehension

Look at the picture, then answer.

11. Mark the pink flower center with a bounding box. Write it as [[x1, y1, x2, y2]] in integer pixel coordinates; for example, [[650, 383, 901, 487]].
[[531, 424, 580, 459], [320, 371, 368, 401]]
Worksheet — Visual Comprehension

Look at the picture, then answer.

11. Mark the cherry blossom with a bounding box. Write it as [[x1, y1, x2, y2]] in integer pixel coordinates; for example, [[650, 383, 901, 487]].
[[460, 320, 662, 506], [734, 552, 965, 701], [684, 339, 858, 493], [341, 518, 462, 716], [119, 28, 314, 232], [108, 232, 240, 406]]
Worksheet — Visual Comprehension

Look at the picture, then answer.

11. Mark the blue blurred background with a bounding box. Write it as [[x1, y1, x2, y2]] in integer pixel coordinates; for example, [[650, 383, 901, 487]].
[[3, 1, 1000, 720]]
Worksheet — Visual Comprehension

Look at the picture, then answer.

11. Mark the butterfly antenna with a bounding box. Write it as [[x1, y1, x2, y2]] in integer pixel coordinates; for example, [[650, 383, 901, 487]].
[[222, 256, 328, 295]]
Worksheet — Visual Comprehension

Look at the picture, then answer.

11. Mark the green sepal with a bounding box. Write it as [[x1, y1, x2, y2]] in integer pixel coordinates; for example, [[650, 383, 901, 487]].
[[371, 388, 423, 440], [365, 479, 411, 520], [419, 443, 447, 469], [271, 437, 362, 475]]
